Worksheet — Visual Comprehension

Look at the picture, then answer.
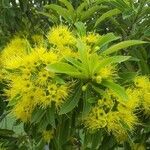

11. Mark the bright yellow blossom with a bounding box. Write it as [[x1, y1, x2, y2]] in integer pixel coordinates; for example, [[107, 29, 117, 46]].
[[47, 25, 76, 48], [1, 37, 30, 68], [84, 106, 107, 131], [82, 33, 100, 44]]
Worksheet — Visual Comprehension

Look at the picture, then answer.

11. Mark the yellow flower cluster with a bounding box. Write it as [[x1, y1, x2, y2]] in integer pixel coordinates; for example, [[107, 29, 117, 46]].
[[84, 75, 150, 142], [84, 90, 138, 143], [48, 25, 76, 48], [1, 26, 80, 122], [3, 46, 71, 122], [134, 76, 150, 115]]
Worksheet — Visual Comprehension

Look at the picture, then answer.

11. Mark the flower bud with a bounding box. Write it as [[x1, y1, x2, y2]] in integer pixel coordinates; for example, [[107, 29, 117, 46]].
[[96, 75, 102, 84], [82, 85, 87, 91]]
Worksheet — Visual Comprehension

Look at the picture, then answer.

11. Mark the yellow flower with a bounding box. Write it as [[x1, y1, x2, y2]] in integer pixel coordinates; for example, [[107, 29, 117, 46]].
[[106, 109, 138, 142], [59, 46, 78, 58], [134, 76, 150, 115], [124, 88, 141, 111], [142, 92, 150, 115], [98, 65, 116, 79], [12, 96, 34, 122], [40, 51, 58, 64], [36, 69, 54, 86], [82, 33, 100, 44], [42, 130, 53, 142], [118, 109, 138, 130], [47, 25, 76, 48], [84, 107, 107, 131], [1, 37, 30, 68], [134, 76, 149, 89]]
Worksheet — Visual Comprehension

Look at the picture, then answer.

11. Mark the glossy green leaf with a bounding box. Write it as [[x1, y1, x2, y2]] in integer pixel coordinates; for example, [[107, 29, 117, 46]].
[[44, 4, 72, 23], [46, 106, 56, 128], [101, 80, 128, 101], [93, 56, 131, 74], [95, 9, 121, 27], [102, 40, 147, 55], [47, 62, 81, 76], [74, 22, 86, 36], [96, 33, 120, 51]]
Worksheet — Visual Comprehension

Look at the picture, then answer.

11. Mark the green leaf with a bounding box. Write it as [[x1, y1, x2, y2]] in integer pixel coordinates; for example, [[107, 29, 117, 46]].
[[46, 105, 56, 128], [81, 5, 108, 21], [119, 72, 137, 83], [31, 108, 46, 123], [47, 62, 81, 77], [74, 22, 86, 36], [101, 80, 128, 101], [91, 130, 103, 149], [59, 0, 75, 21], [101, 40, 147, 55], [64, 56, 84, 71], [76, 2, 88, 18], [95, 33, 120, 51], [44, 4, 72, 23], [36, 11, 59, 23], [93, 56, 131, 74], [95, 9, 121, 27], [59, 0, 74, 12], [82, 87, 92, 117], [59, 82, 82, 114]]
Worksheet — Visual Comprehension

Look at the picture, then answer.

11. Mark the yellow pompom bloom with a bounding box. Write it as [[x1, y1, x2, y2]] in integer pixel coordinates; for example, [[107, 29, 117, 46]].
[[59, 47, 78, 58], [134, 76, 150, 115], [42, 130, 53, 143], [40, 51, 58, 64], [1, 37, 30, 68], [12, 97, 34, 122], [106, 109, 137, 142], [106, 111, 121, 133], [134, 76, 149, 89], [106, 111, 128, 142], [82, 33, 100, 44], [124, 88, 141, 111], [118, 109, 138, 130], [98, 65, 116, 79], [142, 92, 150, 115], [84, 107, 107, 131], [47, 25, 76, 48]]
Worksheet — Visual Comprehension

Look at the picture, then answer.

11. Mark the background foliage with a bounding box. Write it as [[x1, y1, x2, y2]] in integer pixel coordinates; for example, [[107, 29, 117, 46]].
[[0, 0, 150, 149]]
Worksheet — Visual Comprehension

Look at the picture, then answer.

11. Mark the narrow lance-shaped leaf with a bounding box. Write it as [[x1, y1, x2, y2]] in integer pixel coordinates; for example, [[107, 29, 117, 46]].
[[95, 8, 121, 27], [64, 56, 84, 71], [59, 82, 83, 114], [82, 86, 92, 117], [95, 33, 120, 52], [101, 80, 128, 102], [44, 4, 72, 23], [81, 5, 108, 21], [59, 0, 74, 12], [46, 105, 56, 128], [74, 22, 86, 36], [36, 11, 59, 23], [101, 40, 147, 55], [46, 62, 81, 77], [59, 0, 75, 21], [93, 56, 131, 74], [76, 2, 88, 18]]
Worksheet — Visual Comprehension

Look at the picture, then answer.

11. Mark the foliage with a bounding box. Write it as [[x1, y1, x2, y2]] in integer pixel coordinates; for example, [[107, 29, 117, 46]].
[[0, 0, 150, 150]]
